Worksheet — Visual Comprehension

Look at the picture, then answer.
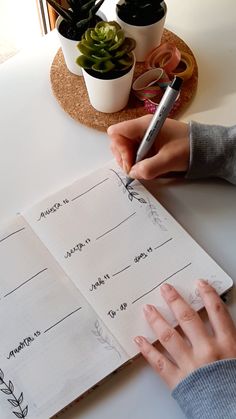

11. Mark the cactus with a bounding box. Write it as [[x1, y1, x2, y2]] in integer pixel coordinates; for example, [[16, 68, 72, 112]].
[[46, 0, 105, 40], [117, 0, 165, 26], [77, 21, 136, 77]]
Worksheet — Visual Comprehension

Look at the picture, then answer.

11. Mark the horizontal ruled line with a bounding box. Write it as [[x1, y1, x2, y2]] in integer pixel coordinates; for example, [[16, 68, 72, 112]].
[[4, 268, 48, 297], [132, 262, 192, 304], [0, 227, 26, 244], [44, 307, 82, 333], [96, 212, 136, 240], [154, 237, 173, 250], [112, 265, 131, 277], [71, 178, 109, 201]]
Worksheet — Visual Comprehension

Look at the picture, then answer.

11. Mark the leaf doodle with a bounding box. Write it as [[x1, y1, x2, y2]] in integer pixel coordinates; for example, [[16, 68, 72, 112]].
[[92, 320, 121, 359], [188, 280, 224, 306], [110, 169, 147, 204], [146, 197, 167, 230], [0, 368, 28, 417]]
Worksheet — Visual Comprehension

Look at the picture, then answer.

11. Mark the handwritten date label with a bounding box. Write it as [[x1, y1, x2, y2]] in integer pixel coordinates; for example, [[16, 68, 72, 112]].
[[64, 238, 91, 259], [134, 246, 153, 263], [7, 330, 41, 360], [89, 274, 110, 292], [37, 199, 70, 221]]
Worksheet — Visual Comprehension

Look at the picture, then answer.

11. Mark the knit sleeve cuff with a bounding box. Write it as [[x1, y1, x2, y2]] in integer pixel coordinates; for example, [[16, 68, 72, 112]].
[[172, 358, 236, 419], [186, 121, 236, 184]]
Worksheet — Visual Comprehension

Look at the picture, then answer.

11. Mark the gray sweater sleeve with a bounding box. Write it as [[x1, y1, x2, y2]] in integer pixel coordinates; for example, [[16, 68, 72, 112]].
[[186, 121, 236, 184], [172, 359, 236, 419]]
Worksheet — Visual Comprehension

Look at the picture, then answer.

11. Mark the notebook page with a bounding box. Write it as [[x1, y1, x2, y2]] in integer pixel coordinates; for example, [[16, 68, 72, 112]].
[[24, 162, 233, 358], [0, 216, 127, 419]]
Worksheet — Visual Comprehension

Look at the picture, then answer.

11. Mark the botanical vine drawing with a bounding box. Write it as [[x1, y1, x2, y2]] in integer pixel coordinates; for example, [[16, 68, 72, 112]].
[[146, 197, 168, 230], [189, 279, 224, 306], [92, 320, 121, 359], [109, 169, 147, 204], [0, 369, 28, 418]]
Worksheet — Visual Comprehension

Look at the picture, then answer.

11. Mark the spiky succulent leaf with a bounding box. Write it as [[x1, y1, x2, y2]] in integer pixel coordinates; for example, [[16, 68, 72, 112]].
[[46, 0, 73, 23], [46, 0, 105, 39]]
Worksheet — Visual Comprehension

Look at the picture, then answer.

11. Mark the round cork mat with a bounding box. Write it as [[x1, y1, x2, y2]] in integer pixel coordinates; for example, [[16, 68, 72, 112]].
[[50, 28, 198, 131]]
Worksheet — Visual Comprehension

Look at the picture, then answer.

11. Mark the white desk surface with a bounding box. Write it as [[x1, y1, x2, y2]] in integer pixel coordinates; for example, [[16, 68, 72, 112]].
[[1, 0, 236, 418]]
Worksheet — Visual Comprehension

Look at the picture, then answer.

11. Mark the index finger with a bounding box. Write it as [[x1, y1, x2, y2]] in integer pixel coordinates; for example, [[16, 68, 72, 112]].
[[109, 133, 137, 173], [107, 114, 153, 142]]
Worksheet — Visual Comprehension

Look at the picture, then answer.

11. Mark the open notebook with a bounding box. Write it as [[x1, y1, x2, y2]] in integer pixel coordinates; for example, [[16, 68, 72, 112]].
[[0, 161, 233, 418]]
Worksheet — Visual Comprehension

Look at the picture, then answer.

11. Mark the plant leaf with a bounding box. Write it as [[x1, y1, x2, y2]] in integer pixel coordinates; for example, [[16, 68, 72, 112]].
[[13, 412, 23, 418], [23, 405, 28, 417], [9, 380, 14, 393], [1, 388, 12, 394], [8, 399, 19, 407], [18, 392, 24, 405], [46, 0, 73, 23]]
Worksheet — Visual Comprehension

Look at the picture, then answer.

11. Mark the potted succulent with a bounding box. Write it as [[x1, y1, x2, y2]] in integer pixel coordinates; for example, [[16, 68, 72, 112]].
[[76, 21, 136, 113], [116, 0, 167, 62], [46, 0, 106, 75]]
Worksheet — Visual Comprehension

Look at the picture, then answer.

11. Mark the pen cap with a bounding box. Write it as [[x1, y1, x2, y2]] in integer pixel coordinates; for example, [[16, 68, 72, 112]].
[[171, 76, 183, 91]]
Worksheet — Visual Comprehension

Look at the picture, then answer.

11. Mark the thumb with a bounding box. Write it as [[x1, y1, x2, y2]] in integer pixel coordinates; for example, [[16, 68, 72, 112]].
[[129, 153, 172, 180]]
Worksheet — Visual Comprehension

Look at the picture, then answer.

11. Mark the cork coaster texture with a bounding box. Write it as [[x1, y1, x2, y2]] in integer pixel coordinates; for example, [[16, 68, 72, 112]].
[[50, 28, 198, 131]]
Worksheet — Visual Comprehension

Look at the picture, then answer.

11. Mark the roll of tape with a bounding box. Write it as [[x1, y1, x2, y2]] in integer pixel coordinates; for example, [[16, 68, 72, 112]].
[[145, 42, 181, 73], [132, 68, 170, 101], [170, 51, 194, 81]]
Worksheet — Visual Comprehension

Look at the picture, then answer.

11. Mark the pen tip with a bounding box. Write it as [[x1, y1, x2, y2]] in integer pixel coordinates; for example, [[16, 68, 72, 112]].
[[125, 176, 133, 187]]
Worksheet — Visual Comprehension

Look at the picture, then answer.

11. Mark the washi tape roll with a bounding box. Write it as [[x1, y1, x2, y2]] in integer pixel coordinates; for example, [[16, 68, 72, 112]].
[[132, 68, 170, 101], [144, 94, 180, 114], [145, 42, 181, 73], [170, 50, 194, 81]]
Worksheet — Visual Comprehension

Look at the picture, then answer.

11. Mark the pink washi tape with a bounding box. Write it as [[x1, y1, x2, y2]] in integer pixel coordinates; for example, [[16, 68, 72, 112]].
[[145, 42, 181, 73], [132, 68, 170, 101]]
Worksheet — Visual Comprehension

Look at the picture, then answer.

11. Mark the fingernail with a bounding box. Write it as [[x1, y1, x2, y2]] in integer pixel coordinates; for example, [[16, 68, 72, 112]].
[[129, 168, 136, 179], [143, 304, 155, 314], [161, 283, 173, 293], [197, 279, 208, 287], [123, 162, 129, 174], [134, 336, 144, 346]]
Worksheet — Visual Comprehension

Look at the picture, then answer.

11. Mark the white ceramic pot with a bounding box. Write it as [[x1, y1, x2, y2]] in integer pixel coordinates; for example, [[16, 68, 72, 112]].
[[56, 11, 107, 76], [82, 57, 135, 113], [56, 16, 82, 76], [116, 1, 167, 63]]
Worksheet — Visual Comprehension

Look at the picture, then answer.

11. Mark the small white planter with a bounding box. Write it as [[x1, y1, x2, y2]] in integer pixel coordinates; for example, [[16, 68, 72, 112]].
[[82, 57, 135, 113], [56, 16, 82, 76], [116, 1, 167, 63], [56, 11, 107, 76]]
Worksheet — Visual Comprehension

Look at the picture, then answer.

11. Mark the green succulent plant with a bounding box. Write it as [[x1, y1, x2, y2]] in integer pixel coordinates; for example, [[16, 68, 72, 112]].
[[117, 0, 165, 26], [77, 21, 136, 77], [46, 0, 105, 40]]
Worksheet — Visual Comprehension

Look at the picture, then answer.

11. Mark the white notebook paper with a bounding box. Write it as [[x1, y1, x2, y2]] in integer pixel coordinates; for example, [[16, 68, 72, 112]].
[[0, 161, 232, 418]]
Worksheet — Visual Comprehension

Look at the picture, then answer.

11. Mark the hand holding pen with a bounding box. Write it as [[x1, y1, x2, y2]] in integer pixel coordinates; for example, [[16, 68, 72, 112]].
[[107, 77, 190, 182]]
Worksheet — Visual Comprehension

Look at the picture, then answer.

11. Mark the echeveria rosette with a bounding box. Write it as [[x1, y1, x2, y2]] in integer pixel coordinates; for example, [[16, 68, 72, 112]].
[[46, 0, 105, 39], [117, 0, 165, 26], [77, 21, 136, 74]]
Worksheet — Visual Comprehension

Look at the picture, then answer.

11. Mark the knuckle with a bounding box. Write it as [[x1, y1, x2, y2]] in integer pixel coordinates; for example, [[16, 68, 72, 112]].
[[160, 327, 175, 343], [201, 343, 219, 362], [153, 356, 166, 372], [180, 308, 196, 322], [166, 290, 179, 303]]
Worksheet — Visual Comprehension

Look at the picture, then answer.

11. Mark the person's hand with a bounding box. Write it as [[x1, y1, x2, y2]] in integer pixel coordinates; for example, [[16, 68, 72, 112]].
[[107, 115, 190, 180], [134, 280, 236, 390]]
